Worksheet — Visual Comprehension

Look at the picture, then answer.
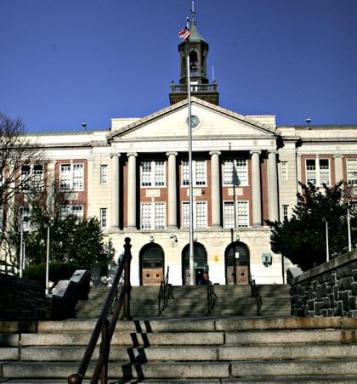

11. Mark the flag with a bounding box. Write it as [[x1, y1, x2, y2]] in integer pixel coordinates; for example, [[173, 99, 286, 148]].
[[178, 27, 191, 41]]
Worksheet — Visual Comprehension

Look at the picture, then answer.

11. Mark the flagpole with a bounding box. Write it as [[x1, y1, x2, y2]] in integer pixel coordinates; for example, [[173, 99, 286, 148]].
[[186, 28, 195, 286]]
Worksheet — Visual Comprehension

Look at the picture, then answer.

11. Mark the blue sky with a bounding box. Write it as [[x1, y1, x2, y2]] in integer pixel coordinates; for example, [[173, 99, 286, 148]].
[[1, 0, 356, 132]]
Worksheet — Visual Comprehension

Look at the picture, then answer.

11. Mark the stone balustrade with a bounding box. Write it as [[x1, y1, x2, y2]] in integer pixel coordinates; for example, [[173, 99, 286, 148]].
[[290, 250, 357, 317]]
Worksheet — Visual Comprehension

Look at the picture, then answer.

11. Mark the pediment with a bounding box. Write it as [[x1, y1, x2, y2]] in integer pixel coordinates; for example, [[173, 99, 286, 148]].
[[108, 97, 276, 142]]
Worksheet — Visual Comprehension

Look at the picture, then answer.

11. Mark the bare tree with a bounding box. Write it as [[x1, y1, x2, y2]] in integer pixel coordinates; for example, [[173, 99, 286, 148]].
[[0, 112, 42, 207], [0, 112, 42, 273]]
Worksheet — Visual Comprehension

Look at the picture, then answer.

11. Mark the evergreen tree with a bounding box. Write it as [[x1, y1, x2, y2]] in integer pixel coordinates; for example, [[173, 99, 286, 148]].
[[268, 182, 357, 271]]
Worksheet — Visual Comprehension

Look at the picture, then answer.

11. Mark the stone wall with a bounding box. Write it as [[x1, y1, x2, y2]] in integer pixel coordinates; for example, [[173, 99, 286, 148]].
[[0, 273, 47, 320], [290, 250, 357, 317]]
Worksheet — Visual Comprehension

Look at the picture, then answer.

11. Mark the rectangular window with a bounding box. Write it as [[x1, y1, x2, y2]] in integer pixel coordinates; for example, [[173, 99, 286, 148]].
[[223, 159, 248, 186], [182, 201, 208, 229], [21, 165, 31, 191], [223, 201, 249, 228], [237, 201, 249, 227], [181, 160, 207, 187], [280, 161, 288, 181], [347, 159, 357, 186], [140, 202, 166, 230], [100, 208, 107, 228], [33, 165, 44, 191], [141, 160, 166, 187], [282, 204, 289, 221], [60, 205, 83, 220], [60, 163, 84, 191], [305, 159, 330, 186], [20, 207, 31, 232], [351, 201, 357, 212], [100, 165, 108, 184]]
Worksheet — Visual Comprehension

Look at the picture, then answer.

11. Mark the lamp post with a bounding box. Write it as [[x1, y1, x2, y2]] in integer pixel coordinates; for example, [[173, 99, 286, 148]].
[[44, 222, 51, 296], [323, 218, 329, 262], [347, 207, 352, 252]]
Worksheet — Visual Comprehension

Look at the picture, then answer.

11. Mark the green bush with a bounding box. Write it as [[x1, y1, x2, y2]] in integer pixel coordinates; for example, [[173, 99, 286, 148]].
[[23, 263, 78, 284]]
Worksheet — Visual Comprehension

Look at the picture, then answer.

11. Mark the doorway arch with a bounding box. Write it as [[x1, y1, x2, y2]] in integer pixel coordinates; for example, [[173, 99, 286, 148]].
[[139, 243, 164, 286], [181, 242, 208, 285], [225, 241, 250, 285]]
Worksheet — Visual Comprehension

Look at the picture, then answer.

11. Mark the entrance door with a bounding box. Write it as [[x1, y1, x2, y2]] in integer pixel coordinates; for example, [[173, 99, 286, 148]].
[[182, 242, 208, 285], [225, 242, 250, 285], [140, 243, 164, 286]]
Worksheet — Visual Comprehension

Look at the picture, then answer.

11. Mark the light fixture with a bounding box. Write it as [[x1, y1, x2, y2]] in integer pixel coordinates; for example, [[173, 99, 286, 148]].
[[262, 252, 273, 267], [170, 234, 178, 242], [149, 235, 154, 243]]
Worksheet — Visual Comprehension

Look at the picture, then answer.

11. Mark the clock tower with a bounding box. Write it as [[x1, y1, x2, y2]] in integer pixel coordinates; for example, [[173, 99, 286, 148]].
[[169, 9, 219, 105]]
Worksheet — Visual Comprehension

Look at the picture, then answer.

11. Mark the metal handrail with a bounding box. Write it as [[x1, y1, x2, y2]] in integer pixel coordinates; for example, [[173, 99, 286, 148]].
[[250, 276, 262, 316], [158, 266, 173, 315], [68, 237, 132, 384], [207, 284, 217, 315]]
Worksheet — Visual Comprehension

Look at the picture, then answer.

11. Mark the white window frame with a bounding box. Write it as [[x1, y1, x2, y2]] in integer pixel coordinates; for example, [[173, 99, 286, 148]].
[[223, 200, 249, 228], [181, 160, 207, 187], [347, 158, 357, 186], [60, 163, 84, 192], [182, 201, 208, 229], [100, 208, 107, 228], [280, 161, 288, 181], [140, 160, 166, 188], [100, 165, 108, 184], [140, 202, 166, 230], [305, 158, 331, 186], [222, 159, 248, 186], [60, 205, 84, 221]]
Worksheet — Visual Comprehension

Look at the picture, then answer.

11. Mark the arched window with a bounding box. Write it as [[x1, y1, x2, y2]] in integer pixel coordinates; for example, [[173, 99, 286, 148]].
[[139, 243, 165, 286]]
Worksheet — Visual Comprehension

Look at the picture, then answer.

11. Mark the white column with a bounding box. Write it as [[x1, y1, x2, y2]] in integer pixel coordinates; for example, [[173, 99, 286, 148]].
[[210, 151, 221, 227], [250, 150, 262, 226], [127, 152, 137, 229], [167, 152, 178, 228], [334, 155, 343, 184], [297, 153, 302, 193], [268, 151, 279, 222], [111, 154, 120, 229]]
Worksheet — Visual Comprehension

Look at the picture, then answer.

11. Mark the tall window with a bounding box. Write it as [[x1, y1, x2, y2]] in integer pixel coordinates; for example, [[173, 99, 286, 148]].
[[20, 207, 31, 232], [306, 159, 330, 186], [140, 202, 166, 229], [100, 208, 107, 228], [347, 159, 357, 186], [280, 161, 288, 181], [100, 165, 108, 184], [282, 204, 289, 221], [33, 165, 44, 191], [223, 201, 249, 228], [182, 201, 208, 229], [60, 163, 84, 191], [181, 160, 207, 186], [141, 160, 165, 187], [60, 205, 84, 220], [21, 165, 31, 191], [223, 159, 248, 186]]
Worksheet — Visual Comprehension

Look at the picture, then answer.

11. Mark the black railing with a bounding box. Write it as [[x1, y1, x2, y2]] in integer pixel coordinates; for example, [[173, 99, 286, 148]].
[[250, 276, 262, 316], [158, 266, 174, 315], [68, 237, 132, 384], [207, 284, 217, 315]]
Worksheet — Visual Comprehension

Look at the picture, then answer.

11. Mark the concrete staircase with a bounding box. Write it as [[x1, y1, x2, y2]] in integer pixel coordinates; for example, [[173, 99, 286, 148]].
[[75, 284, 291, 319], [1, 317, 357, 383]]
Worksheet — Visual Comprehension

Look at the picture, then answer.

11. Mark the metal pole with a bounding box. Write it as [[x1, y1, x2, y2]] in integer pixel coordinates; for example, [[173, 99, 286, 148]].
[[45, 225, 50, 296], [325, 220, 329, 262], [19, 225, 23, 278], [347, 208, 352, 252], [186, 34, 195, 286], [23, 240, 26, 271]]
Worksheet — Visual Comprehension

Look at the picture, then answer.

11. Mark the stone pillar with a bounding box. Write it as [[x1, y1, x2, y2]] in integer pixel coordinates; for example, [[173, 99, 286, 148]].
[[297, 153, 302, 193], [268, 151, 279, 222], [210, 151, 221, 227], [111, 154, 121, 230], [127, 152, 137, 229], [250, 150, 262, 226], [334, 155, 343, 184], [167, 152, 178, 228]]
